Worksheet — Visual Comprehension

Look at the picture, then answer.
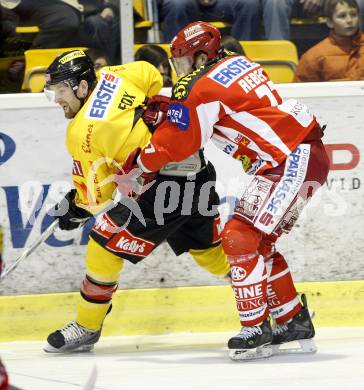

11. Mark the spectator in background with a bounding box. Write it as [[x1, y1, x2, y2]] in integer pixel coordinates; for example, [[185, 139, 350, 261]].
[[261, 0, 325, 40], [79, 0, 120, 64], [0, 0, 83, 48], [86, 47, 111, 71], [0, 1, 120, 63], [221, 35, 245, 54], [135, 44, 173, 87], [295, 0, 364, 81], [157, 0, 261, 42], [0, 1, 18, 48]]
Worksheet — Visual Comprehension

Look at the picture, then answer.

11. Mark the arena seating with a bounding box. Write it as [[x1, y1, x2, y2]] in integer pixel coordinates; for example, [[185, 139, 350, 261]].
[[134, 40, 299, 84]]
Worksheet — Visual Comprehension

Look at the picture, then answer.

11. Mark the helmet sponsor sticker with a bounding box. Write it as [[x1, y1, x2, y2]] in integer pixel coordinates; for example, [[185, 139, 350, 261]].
[[184, 25, 204, 40], [167, 103, 190, 130], [59, 50, 87, 64]]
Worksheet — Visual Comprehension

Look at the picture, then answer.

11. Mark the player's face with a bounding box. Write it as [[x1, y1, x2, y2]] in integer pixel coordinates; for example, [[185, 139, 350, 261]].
[[170, 55, 194, 78], [44, 81, 81, 119], [328, 2, 359, 37]]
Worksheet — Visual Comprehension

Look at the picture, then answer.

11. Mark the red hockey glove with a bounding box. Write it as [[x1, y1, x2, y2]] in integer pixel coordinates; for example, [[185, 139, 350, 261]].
[[142, 95, 170, 129], [116, 148, 156, 199]]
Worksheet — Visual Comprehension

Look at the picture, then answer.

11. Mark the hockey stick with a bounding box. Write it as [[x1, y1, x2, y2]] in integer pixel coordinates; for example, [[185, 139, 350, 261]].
[[0, 219, 59, 281]]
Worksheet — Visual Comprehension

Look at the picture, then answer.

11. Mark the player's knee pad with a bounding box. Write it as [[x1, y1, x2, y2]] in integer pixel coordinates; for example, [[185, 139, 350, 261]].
[[189, 244, 230, 278], [81, 274, 118, 304], [221, 218, 262, 259]]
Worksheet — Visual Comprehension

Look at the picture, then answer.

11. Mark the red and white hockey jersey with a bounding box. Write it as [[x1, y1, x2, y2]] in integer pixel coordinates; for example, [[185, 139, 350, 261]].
[[139, 53, 318, 175]]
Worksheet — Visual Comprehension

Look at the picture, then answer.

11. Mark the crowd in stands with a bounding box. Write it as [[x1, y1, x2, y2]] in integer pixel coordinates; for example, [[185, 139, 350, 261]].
[[158, 0, 261, 41], [135, 44, 173, 86], [1, 0, 364, 92], [157, 0, 364, 40], [0, 0, 120, 62]]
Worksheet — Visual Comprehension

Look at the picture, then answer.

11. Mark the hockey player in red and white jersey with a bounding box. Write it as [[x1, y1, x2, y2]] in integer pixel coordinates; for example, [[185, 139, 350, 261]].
[[129, 21, 330, 360]]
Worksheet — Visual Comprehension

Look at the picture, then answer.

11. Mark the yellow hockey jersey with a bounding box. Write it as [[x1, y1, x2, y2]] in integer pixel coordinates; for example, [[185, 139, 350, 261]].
[[66, 61, 163, 214]]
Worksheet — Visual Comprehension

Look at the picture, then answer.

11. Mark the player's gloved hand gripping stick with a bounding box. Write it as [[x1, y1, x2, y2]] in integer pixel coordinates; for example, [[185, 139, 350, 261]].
[[55, 189, 92, 231]]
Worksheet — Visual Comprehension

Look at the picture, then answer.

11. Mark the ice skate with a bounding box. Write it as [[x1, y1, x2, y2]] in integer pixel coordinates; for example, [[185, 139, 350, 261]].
[[44, 321, 101, 353], [271, 294, 317, 355], [228, 318, 273, 361]]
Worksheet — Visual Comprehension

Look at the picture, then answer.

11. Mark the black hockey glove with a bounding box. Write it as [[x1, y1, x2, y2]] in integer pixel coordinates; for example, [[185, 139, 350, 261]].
[[55, 189, 92, 231]]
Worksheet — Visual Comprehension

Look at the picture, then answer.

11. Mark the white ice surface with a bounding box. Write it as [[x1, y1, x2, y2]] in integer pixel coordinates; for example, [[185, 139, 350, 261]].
[[1, 327, 363, 390]]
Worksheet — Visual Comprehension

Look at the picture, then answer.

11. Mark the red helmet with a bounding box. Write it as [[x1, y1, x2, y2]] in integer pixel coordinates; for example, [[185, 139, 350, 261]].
[[170, 21, 222, 60]]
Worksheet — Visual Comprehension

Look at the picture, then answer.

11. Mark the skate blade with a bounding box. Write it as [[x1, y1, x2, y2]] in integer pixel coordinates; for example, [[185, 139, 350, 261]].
[[43, 343, 95, 353], [271, 338, 317, 355], [229, 344, 273, 361]]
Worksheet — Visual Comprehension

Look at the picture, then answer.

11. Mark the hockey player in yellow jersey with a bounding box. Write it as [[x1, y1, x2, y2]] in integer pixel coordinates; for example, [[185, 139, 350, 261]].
[[45, 51, 161, 212], [43, 50, 230, 353]]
